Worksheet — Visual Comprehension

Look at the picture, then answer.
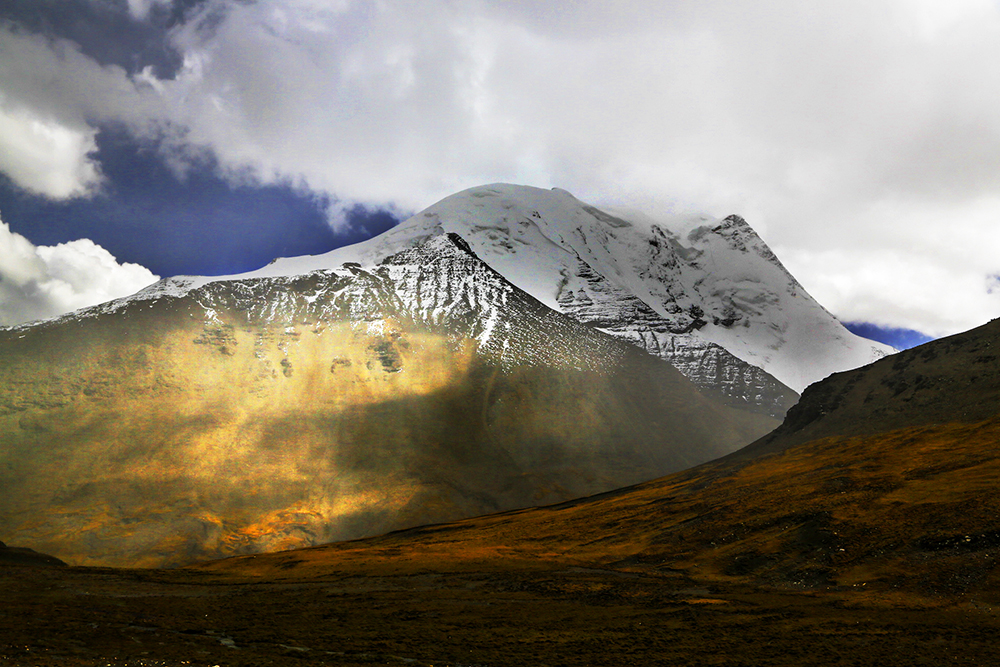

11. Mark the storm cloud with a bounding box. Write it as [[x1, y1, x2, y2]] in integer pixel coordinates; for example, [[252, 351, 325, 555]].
[[1, 0, 999, 335]]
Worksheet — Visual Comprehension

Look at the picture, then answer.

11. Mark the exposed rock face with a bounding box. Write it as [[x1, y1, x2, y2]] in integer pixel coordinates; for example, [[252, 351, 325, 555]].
[[554, 255, 795, 417], [408, 188, 890, 395], [0, 234, 778, 568]]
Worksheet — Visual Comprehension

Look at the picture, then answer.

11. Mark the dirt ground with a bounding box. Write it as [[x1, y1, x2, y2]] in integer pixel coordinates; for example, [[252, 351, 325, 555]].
[[3, 560, 999, 667]]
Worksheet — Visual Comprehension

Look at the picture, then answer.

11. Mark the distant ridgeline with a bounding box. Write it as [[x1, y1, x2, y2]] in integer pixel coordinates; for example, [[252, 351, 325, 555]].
[[0, 540, 66, 567]]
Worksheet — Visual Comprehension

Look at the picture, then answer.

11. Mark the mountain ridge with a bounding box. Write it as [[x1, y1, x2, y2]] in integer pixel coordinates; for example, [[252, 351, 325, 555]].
[[732, 315, 1000, 461], [70, 184, 888, 413]]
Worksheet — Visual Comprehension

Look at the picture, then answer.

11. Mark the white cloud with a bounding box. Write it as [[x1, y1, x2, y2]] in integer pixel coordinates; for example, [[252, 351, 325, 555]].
[[0, 23, 168, 198], [0, 217, 159, 327], [2, 0, 1000, 335], [780, 245, 1000, 338], [0, 101, 102, 199], [776, 194, 1000, 337]]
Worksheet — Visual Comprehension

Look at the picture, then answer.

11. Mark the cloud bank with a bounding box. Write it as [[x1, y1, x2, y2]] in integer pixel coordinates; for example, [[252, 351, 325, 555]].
[[1, 0, 999, 336], [0, 217, 159, 327]]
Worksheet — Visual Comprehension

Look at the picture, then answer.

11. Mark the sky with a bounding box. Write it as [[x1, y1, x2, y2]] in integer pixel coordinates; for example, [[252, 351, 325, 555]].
[[0, 0, 999, 348]]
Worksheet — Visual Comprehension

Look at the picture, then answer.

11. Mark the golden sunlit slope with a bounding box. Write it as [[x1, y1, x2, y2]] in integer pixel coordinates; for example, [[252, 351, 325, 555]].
[[0, 235, 775, 568], [197, 417, 1000, 603], [199, 318, 1000, 604]]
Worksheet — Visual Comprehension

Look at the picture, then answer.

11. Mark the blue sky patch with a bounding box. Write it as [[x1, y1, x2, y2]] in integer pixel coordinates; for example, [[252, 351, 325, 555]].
[[843, 322, 935, 351]]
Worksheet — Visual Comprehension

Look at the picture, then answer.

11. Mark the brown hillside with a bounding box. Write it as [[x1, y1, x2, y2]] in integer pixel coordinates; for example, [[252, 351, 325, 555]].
[[738, 316, 1000, 459], [0, 237, 776, 568], [197, 317, 1000, 603], [197, 415, 1000, 604]]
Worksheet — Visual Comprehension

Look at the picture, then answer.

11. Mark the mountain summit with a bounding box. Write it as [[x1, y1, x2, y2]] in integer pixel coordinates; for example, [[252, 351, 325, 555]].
[[366, 185, 892, 396], [126, 185, 890, 416]]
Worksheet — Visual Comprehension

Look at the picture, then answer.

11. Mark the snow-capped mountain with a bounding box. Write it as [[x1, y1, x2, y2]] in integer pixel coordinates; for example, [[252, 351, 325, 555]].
[[139, 184, 888, 410], [0, 233, 777, 567], [362, 184, 892, 395], [0, 183, 896, 567]]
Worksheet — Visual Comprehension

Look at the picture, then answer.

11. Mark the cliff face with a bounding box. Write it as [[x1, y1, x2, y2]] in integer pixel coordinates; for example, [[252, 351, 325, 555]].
[[554, 259, 796, 418]]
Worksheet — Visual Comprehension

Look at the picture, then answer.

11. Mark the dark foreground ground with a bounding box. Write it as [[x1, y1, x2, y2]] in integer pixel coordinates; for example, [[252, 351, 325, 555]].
[[3, 560, 999, 667], [6, 416, 1000, 666]]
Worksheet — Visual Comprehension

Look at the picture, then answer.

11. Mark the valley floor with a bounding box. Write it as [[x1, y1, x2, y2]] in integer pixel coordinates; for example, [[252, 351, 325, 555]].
[[2, 561, 998, 666]]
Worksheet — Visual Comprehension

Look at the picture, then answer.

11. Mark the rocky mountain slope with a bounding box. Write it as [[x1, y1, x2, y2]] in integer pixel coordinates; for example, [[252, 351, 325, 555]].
[[204, 316, 1000, 604], [0, 540, 66, 567], [0, 234, 776, 568], [321, 187, 880, 385], [386, 185, 891, 398]]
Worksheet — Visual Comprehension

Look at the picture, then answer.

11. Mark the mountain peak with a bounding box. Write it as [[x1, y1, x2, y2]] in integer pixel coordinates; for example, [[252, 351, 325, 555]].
[[690, 212, 796, 278], [47, 183, 891, 395], [691, 213, 764, 250], [715, 213, 753, 233], [385, 185, 888, 393]]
